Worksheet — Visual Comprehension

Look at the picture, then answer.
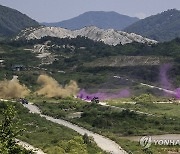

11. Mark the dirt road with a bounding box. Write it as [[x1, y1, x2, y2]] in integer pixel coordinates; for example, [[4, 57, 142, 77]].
[[24, 103, 127, 154]]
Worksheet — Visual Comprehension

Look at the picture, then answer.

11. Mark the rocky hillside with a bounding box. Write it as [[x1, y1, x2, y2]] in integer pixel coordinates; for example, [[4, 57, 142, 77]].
[[16, 26, 157, 45], [0, 4, 39, 38], [124, 9, 180, 42], [42, 11, 139, 30]]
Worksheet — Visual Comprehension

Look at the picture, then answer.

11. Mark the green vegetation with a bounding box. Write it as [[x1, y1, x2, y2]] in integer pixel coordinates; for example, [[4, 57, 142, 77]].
[[73, 105, 180, 135], [0, 101, 106, 154], [132, 94, 155, 104], [0, 4, 39, 38], [107, 99, 180, 118], [4, 35, 180, 87], [125, 9, 180, 42], [105, 135, 178, 154], [33, 97, 180, 153], [9, 35, 180, 58], [1, 35, 180, 91], [0, 33, 179, 154], [0, 105, 32, 154], [0, 8, 180, 154], [33, 97, 87, 118], [27, 97, 180, 136], [84, 56, 171, 67], [44, 136, 101, 154], [2, 47, 40, 69]]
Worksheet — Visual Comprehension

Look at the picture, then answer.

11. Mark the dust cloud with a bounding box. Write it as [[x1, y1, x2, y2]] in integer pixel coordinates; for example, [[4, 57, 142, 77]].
[[0, 76, 30, 99], [36, 75, 79, 98]]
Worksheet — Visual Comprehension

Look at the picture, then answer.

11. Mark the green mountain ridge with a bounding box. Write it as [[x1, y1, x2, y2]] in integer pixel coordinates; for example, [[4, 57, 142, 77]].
[[0, 4, 39, 38], [124, 9, 180, 42]]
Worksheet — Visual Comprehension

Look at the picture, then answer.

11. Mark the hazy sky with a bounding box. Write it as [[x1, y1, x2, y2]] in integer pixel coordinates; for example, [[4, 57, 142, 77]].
[[0, 0, 180, 22]]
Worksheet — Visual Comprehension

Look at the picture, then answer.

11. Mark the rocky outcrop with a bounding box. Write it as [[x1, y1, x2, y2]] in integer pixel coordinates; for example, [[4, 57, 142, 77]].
[[17, 26, 158, 46]]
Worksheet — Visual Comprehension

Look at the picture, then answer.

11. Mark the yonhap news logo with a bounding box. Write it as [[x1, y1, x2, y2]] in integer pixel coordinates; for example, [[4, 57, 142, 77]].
[[140, 136, 180, 148], [140, 136, 152, 148]]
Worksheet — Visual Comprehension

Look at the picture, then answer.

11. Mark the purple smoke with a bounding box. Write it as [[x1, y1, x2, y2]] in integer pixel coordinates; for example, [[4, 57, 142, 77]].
[[159, 64, 173, 90], [175, 88, 180, 100], [77, 63, 180, 101], [159, 63, 180, 100], [77, 89, 130, 101]]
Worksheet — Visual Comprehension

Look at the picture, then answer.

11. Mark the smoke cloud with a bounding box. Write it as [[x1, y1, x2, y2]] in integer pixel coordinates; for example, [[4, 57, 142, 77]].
[[159, 64, 180, 100], [77, 89, 130, 101], [36, 75, 79, 98], [0, 76, 30, 99], [159, 63, 173, 90], [175, 88, 180, 100]]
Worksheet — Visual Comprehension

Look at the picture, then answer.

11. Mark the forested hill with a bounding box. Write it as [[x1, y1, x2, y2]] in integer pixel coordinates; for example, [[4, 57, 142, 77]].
[[0, 4, 39, 38], [2, 36, 179, 88], [124, 9, 180, 42], [9, 35, 180, 59]]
